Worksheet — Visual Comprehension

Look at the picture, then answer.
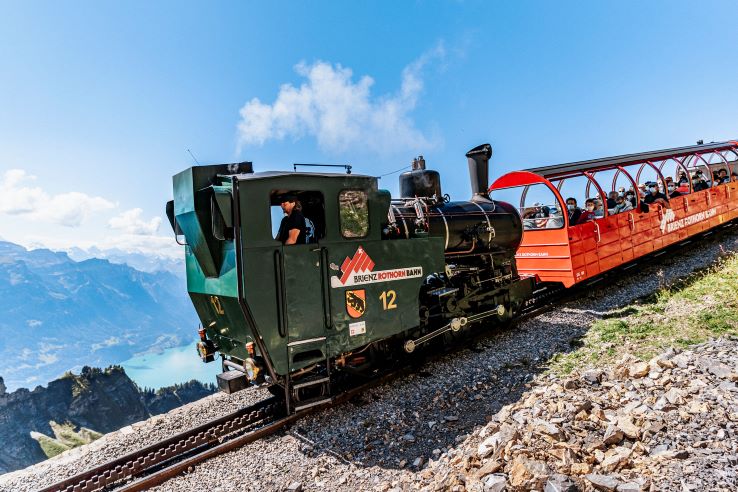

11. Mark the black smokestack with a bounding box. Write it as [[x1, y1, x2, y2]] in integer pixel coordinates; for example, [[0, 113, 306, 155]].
[[466, 143, 493, 202]]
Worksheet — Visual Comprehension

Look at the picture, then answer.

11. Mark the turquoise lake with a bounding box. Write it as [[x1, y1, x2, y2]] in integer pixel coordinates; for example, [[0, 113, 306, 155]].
[[121, 343, 221, 389]]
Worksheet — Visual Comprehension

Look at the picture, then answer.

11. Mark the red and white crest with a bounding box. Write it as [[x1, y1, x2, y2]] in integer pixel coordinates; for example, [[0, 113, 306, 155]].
[[339, 246, 375, 285]]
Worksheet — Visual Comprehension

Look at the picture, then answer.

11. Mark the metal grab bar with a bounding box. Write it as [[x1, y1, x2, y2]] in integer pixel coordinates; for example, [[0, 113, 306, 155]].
[[593, 222, 601, 243], [627, 212, 635, 232], [274, 250, 287, 338], [683, 196, 689, 213], [320, 247, 332, 329]]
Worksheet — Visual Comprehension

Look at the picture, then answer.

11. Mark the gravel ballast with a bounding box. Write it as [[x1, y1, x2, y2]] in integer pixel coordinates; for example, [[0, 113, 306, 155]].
[[2, 225, 737, 492]]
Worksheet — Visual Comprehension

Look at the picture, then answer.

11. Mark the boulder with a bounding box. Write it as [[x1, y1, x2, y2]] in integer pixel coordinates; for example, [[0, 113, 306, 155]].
[[627, 362, 649, 378], [508, 456, 551, 489], [481, 473, 506, 492], [477, 425, 518, 459], [586, 473, 620, 491]]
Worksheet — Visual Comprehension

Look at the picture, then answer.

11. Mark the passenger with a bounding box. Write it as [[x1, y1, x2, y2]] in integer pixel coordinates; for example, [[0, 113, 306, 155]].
[[276, 194, 307, 245], [522, 203, 549, 229], [692, 174, 709, 191], [625, 189, 637, 208], [565, 197, 582, 225], [678, 171, 689, 186], [617, 186, 626, 197], [613, 195, 633, 213], [546, 208, 564, 228], [638, 183, 648, 202], [666, 178, 682, 198], [593, 198, 605, 218], [534, 204, 551, 228], [606, 191, 618, 209], [642, 181, 670, 208], [575, 199, 596, 224], [717, 169, 730, 185]]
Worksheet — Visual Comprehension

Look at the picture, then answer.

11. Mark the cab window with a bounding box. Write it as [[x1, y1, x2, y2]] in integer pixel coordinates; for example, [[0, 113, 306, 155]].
[[339, 189, 369, 238]]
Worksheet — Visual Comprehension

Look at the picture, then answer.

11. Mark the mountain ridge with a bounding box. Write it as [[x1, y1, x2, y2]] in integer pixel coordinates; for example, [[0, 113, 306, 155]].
[[0, 367, 215, 474]]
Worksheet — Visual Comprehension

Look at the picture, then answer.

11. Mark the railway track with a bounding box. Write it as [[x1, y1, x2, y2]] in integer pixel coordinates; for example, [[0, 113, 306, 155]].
[[39, 219, 738, 492]]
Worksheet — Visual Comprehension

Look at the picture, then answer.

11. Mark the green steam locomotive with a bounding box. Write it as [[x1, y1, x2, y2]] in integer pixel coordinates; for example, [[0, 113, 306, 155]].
[[167, 144, 532, 413]]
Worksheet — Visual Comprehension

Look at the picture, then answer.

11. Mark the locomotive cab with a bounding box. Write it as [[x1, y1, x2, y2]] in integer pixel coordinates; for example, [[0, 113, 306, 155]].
[[169, 167, 446, 408]]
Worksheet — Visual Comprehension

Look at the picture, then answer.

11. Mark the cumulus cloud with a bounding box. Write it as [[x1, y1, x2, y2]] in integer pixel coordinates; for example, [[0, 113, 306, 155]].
[[0, 169, 115, 227], [237, 44, 445, 154], [108, 208, 161, 235]]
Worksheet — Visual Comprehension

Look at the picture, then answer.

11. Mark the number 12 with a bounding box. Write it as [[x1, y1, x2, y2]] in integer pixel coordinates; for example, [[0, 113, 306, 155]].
[[380, 290, 397, 310]]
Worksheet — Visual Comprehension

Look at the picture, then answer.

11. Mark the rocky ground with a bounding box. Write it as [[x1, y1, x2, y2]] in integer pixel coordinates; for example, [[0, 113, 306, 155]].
[[423, 339, 738, 491], [1, 225, 737, 492]]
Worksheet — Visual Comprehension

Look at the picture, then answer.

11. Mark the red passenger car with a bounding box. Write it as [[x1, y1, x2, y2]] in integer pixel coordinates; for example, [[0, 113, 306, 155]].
[[490, 141, 738, 287]]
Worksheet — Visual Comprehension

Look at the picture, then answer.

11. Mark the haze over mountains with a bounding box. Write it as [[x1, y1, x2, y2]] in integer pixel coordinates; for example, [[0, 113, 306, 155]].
[[0, 240, 198, 391]]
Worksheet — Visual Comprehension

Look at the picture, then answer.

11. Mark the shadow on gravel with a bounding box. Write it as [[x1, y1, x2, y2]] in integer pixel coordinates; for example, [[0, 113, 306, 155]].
[[292, 316, 590, 471]]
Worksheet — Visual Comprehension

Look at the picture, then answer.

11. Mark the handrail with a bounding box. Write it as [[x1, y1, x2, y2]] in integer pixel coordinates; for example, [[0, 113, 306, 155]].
[[274, 250, 287, 338], [319, 247, 332, 329]]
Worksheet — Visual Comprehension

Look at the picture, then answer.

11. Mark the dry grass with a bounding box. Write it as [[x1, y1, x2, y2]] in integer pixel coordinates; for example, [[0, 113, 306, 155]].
[[548, 252, 738, 375]]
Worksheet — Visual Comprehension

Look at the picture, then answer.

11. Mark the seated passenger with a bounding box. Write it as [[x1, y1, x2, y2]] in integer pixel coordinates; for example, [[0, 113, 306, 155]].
[[625, 189, 637, 207], [692, 174, 709, 191], [593, 198, 605, 218], [608, 196, 633, 215], [565, 197, 582, 225], [522, 203, 549, 229], [534, 204, 551, 228], [546, 208, 564, 229], [717, 169, 730, 185], [667, 179, 681, 198], [576, 199, 596, 224], [642, 182, 670, 208], [606, 191, 618, 209], [678, 171, 689, 186]]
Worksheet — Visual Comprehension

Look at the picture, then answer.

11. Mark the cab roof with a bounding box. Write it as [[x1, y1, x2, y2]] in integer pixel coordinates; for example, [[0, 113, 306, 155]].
[[227, 171, 375, 181]]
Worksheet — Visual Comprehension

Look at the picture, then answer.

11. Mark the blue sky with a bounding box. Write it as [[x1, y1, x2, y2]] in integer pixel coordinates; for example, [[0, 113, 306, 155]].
[[1, 1, 737, 260]]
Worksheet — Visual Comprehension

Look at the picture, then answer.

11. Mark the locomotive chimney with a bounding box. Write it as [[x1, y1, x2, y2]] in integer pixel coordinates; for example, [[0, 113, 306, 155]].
[[466, 143, 493, 202]]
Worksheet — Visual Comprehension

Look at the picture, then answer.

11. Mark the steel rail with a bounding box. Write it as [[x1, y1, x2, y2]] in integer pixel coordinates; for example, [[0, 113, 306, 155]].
[[86, 368, 410, 492], [38, 397, 284, 492]]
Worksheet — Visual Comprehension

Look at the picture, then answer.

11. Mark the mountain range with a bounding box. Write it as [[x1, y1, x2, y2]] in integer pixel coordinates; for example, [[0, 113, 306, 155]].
[[0, 240, 198, 391]]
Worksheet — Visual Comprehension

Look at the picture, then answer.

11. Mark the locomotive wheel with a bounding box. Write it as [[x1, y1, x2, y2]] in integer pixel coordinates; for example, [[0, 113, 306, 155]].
[[294, 384, 327, 402]]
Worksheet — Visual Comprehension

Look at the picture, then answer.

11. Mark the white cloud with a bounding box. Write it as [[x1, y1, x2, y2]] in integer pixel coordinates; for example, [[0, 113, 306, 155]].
[[0, 169, 115, 227], [237, 44, 445, 155], [92, 336, 122, 352], [109, 208, 161, 235]]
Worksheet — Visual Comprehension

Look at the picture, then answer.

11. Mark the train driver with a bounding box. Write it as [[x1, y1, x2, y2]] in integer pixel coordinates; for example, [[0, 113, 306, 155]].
[[276, 194, 307, 245]]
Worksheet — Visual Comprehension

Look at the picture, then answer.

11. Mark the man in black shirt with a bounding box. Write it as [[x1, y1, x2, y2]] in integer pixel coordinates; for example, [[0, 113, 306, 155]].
[[276, 194, 306, 245]]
